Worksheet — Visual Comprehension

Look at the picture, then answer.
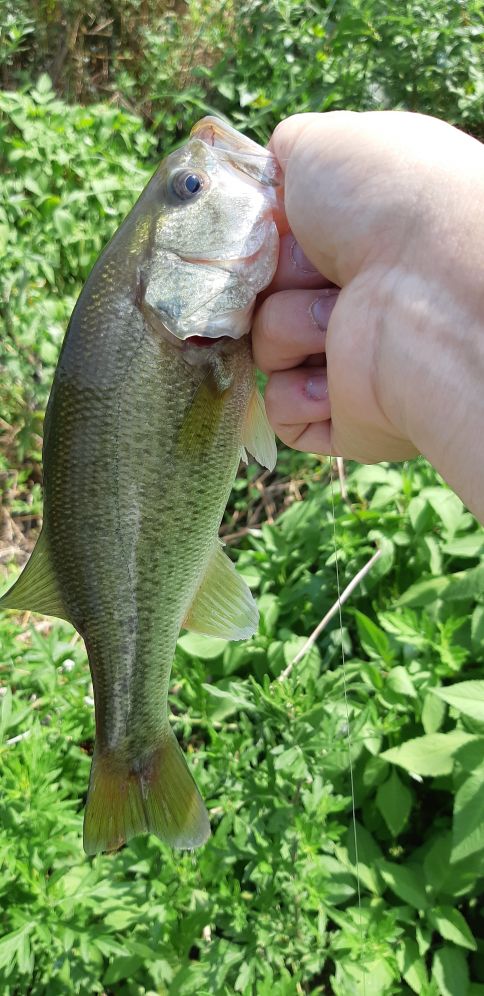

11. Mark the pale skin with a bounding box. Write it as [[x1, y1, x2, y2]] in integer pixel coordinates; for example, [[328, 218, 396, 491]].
[[252, 112, 484, 522]]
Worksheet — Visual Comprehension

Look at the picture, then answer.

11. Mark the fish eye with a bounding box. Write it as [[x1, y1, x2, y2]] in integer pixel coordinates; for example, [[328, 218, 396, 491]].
[[170, 170, 206, 201]]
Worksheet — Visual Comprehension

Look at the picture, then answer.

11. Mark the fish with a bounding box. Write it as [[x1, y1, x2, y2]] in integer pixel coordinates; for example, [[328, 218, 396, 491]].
[[0, 116, 282, 855]]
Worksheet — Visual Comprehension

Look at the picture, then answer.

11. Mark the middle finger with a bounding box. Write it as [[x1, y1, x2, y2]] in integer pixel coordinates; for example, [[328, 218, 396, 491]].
[[252, 286, 339, 374]]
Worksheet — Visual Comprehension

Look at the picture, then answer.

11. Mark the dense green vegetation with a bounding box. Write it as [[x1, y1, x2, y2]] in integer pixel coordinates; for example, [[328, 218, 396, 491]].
[[2, 0, 483, 142], [1, 1, 484, 993]]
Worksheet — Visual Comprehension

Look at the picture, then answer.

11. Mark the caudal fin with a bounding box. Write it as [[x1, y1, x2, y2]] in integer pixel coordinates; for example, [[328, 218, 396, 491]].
[[83, 729, 210, 855]]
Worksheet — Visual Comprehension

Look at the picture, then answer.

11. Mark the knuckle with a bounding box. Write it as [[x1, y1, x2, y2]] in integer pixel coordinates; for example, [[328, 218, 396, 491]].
[[263, 375, 281, 421], [254, 295, 282, 355]]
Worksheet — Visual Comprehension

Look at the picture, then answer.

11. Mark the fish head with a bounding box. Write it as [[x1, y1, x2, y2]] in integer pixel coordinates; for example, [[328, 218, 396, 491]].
[[135, 116, 282, 351]]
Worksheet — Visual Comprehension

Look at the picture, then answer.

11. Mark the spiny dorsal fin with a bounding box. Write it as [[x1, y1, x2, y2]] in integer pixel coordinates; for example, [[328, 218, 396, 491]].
[[183, 542, 258, 640], [241, 388, 277, 471], [0, 529, 70, 622]]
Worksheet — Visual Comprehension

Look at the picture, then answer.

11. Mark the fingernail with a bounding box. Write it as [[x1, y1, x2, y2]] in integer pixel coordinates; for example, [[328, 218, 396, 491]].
[[305, 371, 328, 401], [310, 291, 338, 331], [290, 239, 320, 273]]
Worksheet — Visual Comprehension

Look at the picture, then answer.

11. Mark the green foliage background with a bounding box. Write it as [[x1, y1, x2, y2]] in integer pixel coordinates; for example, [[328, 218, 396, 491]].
[[1, 2, 484, 993]]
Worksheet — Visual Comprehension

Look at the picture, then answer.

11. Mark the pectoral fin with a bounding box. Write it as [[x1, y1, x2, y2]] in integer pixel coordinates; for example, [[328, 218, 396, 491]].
[[0, 529, 70, 622], [184, 542, 258, 640], [178, 372, 226, 457], [241, 388, 277, 471]]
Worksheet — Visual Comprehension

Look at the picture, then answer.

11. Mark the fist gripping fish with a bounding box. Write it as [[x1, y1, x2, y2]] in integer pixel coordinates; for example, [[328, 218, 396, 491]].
[[0, 118, 281, 854]]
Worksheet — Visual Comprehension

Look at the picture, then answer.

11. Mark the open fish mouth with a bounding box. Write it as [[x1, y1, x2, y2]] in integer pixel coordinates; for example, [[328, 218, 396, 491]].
[[185, 334, 231, 349], [190, 116, 282, 190]]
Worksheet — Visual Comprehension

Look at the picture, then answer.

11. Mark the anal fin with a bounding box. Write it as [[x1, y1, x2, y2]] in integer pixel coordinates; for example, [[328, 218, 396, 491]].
[[183, 542, 258, 640], [0, 529, 70, 622]]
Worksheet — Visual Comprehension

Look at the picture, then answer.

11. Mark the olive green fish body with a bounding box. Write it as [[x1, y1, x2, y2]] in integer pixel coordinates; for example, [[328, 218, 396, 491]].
[[1, 117, 281, 853], [44, 313, 254, 759]]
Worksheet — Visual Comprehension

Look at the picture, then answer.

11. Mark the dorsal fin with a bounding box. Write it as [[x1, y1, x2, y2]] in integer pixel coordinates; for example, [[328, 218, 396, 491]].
[[0, 529, 71, 622]]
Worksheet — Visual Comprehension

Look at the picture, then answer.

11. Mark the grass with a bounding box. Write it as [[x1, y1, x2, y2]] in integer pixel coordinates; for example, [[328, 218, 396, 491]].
[[2, 457, 484, 993]]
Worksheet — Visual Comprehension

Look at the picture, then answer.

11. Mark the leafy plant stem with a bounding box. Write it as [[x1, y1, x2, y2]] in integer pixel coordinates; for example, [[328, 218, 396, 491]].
[[279, 547, 383, 680]]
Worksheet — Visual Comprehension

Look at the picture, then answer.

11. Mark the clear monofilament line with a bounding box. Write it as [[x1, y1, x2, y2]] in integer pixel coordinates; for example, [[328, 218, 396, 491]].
[[328, 453, 366, 994]]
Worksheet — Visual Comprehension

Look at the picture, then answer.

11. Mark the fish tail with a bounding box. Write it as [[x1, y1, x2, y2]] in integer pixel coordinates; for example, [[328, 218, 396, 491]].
[[83, 729, 210, 855]]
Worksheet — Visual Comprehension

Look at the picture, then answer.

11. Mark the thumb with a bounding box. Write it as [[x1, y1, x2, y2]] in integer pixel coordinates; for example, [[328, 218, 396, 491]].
[[269, 110, 469, 287], [270, 111, 377, 285]]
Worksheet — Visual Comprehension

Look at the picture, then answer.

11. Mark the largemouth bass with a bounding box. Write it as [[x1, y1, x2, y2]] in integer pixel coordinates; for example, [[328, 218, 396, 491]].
[[1, 117, 281, 854]]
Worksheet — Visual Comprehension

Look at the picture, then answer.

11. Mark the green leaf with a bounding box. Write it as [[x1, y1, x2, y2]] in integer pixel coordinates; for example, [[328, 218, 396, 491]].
[[202, 680, 255, 720], [416, 923, 432, 957], [103, 909, 138, 929], [408, 495, 433, 533], [397, 937, 429, 993], [178, 632, 227, 659], [36, 73, 53, 94], [339, 820, 383, 896], [443, 564, 484, 601], [472, 606, 484, 648], [354, 610, 392, 660], [366, 532, 395, 579], [381, 732, 475, 776], [397, 576, 450, 607], [428, 906, 477, 950], [443, 535, 484, 557], [432, 682, 484, 722], [423, 834, 453, 892], [422, 487, 465, 534], [386, 665, 417, 698], [53, 208, 73, 239], [424, 534, 443, 575], [379, 860, 428, 909], [376, 769, 413, 836], [217, 80, 235, 100], [235, 959, 253, 991], [452, 758, 484, 863], [0, 687, 13, 739], [422, 692, 446, 734], [104, 955, 143, 985], [333, 956, 395, 996], [273, 744, 306, 776], [0, 924, 33, 971], [432, 945, 469, 996], [23, 176, 43, 196], [369, 484, 401, 509]]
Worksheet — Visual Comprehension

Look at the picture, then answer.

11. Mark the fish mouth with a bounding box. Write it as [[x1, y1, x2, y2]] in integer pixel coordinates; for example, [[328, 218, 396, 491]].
[[185, 334, 229, 348], [190, 116, 282, 190]]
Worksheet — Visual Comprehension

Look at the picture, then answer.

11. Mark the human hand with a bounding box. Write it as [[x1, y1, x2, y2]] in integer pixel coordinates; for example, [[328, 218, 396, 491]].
[[252, 112, 484, 516]]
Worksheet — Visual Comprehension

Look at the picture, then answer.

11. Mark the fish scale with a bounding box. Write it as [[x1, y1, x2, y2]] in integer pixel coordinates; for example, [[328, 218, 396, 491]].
[[1, 116, 282, 854]]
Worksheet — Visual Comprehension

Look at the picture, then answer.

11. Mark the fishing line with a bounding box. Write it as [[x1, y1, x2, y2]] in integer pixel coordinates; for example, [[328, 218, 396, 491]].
[[328, 451, 366, 994]]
